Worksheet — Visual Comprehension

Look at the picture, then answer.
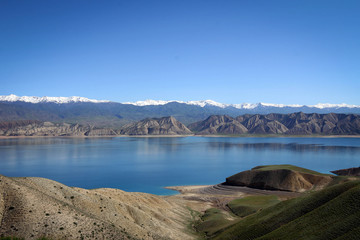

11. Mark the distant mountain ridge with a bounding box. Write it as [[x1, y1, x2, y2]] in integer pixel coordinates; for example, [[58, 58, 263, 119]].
[[1, 113, 360, 136], [189, 113, 360, 135], [1, 94, 360, 128]]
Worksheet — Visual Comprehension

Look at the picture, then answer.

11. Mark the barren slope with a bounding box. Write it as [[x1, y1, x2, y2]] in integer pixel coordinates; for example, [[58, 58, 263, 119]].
[[0, 175, 193, 240], [119, 116, 193, 135]]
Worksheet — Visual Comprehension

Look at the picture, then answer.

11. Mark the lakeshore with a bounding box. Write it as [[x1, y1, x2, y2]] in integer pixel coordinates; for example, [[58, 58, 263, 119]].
[[1, 134, 360, 139]]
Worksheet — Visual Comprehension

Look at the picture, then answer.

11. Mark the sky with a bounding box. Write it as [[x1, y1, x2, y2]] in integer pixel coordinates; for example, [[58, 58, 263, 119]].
[[1, 0, 359, 105]]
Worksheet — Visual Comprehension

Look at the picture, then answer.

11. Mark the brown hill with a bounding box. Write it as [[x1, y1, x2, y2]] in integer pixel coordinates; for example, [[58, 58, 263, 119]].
[[331, 167, 360, 176], [119, 116, 193, 135], [0, 175, 192, 240], [261, 112, 360, 135], [225, 165, 333, 192], [187, 115, 248, 135]]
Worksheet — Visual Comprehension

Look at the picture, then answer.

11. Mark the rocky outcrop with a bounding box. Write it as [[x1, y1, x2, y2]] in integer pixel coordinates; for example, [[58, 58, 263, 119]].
[[119, 116, 193, 135], [0, 121, 117, 137], [188, 115, 248, 135], [224, 165, 333, 192], [331, 167, 360, 177]]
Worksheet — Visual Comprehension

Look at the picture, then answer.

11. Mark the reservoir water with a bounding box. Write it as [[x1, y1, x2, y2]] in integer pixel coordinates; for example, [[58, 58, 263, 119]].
[[0, 137, 359, 195]]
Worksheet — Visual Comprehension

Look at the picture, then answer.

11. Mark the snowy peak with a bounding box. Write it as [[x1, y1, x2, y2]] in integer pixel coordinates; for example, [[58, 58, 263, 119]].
[[123, 99, 228, 108], [123, 100, 360, 109], [122, 99, 183, 106], [0, 94, 110, 104], [309, 103, 360, 109], [187, 100, 227, 108], [1, 95, 359, 109]]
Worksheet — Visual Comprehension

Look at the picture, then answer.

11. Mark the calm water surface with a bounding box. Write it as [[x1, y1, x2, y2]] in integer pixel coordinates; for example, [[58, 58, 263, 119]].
[[0, 137, 359, 195]]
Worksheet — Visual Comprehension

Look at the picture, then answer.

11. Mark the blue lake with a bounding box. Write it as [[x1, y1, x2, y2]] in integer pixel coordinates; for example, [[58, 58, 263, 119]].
[[0, 137, 359, 195]]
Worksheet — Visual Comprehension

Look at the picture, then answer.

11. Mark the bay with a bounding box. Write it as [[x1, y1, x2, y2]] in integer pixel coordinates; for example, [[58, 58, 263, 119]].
[[0, 136, 359, 195]]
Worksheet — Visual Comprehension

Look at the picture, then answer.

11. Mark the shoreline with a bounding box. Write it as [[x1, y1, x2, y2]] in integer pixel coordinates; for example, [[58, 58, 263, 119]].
[[1, 134, 360, 139], [164, 185, 212, 194]]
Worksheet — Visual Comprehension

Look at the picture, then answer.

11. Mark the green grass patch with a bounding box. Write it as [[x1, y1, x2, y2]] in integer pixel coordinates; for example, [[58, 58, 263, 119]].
[[252, 164, 332, 176], [258, 182, 360, 239], [212, 180, 360, 240], [334, 225, 360, 240], [195, 208, 237, 237], [228, 195, 281, 217], [186, 207, 201, 235]]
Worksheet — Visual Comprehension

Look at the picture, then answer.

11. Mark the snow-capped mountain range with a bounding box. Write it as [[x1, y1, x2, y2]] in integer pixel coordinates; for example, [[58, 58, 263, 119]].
[[124, 99, 360, 109], [1, 94, 360, 127], [0, 94, 110, 104], [1, 94, 359, 110]]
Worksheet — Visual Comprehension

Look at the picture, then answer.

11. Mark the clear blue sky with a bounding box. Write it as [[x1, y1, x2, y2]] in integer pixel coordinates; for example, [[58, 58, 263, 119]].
[[1, 0, 359, 104]]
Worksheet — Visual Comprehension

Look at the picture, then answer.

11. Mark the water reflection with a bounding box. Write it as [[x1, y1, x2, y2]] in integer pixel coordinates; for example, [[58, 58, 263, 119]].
[[134, 137, 182, 155], [207, 142, 360, 153], [0, 137, 115, 146]]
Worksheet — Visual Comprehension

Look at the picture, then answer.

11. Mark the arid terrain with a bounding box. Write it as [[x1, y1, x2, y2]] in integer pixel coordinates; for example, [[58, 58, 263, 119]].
[[0, 175, 195, 240]]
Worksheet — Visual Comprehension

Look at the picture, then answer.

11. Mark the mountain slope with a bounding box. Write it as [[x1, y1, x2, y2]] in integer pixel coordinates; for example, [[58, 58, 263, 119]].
[[119, 116, 193, 135], [237, 114, 289, 134], [188, 115, 248, 135]]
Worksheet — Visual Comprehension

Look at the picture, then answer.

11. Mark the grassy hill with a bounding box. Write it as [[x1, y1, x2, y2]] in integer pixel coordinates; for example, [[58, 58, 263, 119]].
[[251, 164, 332, 176], [209, 180, 360, 240], [225, 164, 333, 192], [227, 195, 281, 218]]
